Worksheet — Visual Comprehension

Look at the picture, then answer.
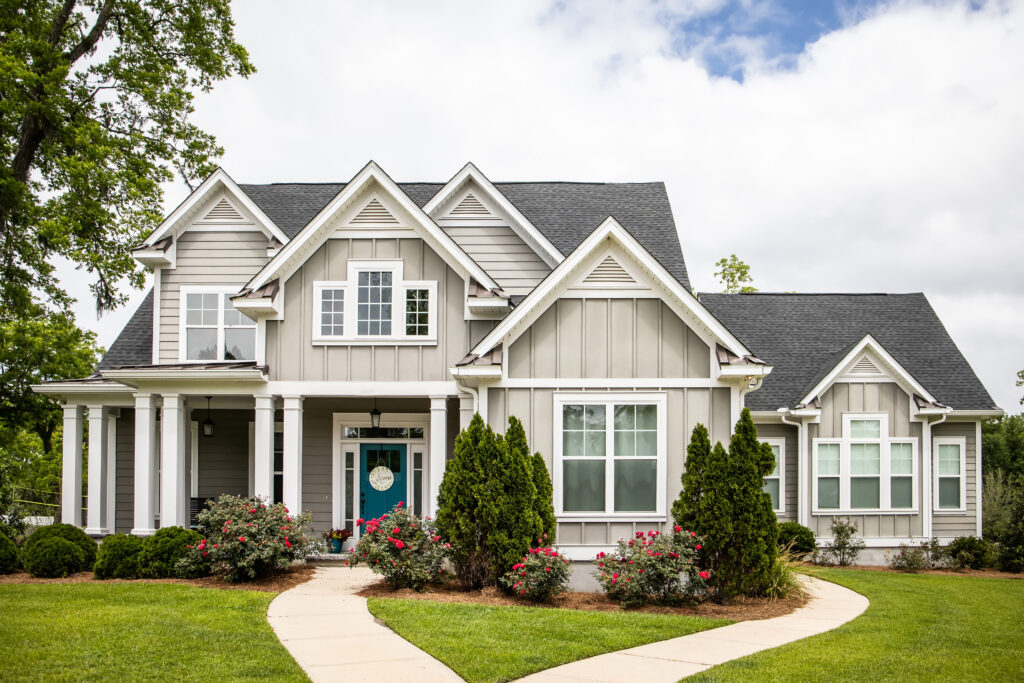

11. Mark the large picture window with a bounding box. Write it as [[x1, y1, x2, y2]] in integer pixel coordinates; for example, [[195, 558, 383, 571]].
[[555, 393, 666, 519], [180, 287, 256, 362]]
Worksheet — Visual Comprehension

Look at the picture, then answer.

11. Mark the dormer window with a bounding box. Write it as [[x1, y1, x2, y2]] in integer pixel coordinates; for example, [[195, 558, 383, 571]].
[[180, 286, 256, 362], [313, 260, 436, 345]]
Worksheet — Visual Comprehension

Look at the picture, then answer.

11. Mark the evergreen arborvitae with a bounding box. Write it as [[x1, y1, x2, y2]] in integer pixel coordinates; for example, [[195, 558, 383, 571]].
[[697, 440, 732, 600], [531, 452, 557, 544], [671, 423, 710, 531], [483, 418, 539, 582]]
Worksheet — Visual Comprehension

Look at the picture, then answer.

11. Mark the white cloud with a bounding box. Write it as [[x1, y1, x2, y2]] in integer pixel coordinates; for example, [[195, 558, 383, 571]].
[[62, 0, 1023, 410]]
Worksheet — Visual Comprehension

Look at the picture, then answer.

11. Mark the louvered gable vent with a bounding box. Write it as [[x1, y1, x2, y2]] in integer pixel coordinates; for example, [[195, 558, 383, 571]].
[[350, 197, 399, 224], [203, 198, 244, 222], [449, 192, 492, 217], [849, 356, 882, 375], [583, 256, 635, 285]]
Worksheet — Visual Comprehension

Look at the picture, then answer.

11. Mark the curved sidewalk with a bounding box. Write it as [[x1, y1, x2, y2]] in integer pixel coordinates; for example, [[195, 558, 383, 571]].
[[268, 566, 462, 683], [516, 576, 869, 682]]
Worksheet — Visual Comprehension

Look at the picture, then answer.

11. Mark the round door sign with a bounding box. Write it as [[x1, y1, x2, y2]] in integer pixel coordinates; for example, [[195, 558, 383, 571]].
[[369, 465, 395, 491]]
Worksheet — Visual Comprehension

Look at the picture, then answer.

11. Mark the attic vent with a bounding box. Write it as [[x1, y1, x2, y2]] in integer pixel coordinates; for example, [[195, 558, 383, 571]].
[[850, 356, 882, 375], [449, 193, 491, 217], [203, 198, 244, 222], [351, 198, 399, 224], [584, 256, 635, 284]]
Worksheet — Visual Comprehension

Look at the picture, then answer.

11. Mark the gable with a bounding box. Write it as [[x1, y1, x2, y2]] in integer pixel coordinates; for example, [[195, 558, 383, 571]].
[[347, 196, 401, 226]]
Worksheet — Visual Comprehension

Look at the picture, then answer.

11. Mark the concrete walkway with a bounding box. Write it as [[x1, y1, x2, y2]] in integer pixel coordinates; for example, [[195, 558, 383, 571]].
[[267, 566, 462, 683], [517, 576, 869, 682]]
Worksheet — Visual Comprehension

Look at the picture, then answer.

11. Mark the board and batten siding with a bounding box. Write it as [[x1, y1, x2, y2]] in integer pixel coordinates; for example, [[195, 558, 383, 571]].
[[931, 421, 979, 538], [808, 382, 924, 538], [159, 230, 269, 363], [507, 299, 711, 379], [266, 238, 495, 382], [440, 225, 550, 296], [754, 422, 798, 523]]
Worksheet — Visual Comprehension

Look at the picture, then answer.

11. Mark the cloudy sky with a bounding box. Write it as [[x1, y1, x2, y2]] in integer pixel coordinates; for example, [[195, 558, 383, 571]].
[[62, 0, 1023, 411]]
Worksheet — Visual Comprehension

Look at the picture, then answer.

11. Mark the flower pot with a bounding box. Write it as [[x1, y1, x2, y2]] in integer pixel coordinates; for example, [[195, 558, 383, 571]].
[[329, 538, 343, 554]]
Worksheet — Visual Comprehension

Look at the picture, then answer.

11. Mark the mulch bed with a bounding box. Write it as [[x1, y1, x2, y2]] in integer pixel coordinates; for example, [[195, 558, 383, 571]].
[[0, 564, 316, 593], [358, 578, 807, 621]]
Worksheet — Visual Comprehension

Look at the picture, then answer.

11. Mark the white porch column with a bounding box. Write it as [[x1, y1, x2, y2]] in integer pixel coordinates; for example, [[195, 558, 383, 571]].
[[85, 405, 110, 535], [429, 396, 448, 517], [61, 405, 84, 526], [132, 394, 158, 535], [254, 395, 274, 502], [160, 393, 188, 527], [282, 396, 303, 515]]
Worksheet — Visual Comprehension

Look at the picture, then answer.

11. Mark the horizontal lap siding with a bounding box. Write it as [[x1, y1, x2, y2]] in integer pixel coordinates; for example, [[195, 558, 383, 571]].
[[932, 421, 978, 538], [159, 230, 268, 363], [755, 422, 798, 523], [115, 413, 135, 533], [195, 410, 250, 500], [441, 225, 550, 296]]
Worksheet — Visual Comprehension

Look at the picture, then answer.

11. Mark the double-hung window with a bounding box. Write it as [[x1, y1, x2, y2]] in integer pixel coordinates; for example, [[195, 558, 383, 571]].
[[555, 393, 666, 519], [313, 260, 436, 344], [180, 287, 256, 362], [933, 437, 966, 512], [813, 413, 917, 513], [762, 438, 785, 513]]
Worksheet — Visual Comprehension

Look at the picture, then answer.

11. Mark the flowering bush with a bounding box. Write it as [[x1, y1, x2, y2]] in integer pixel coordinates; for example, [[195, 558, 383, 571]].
[[593, 527, 708, 608], [499, 547, 571, 602], [887, 542, 929, 571], [348, 502, 449, 590], [178, 495, 320, 582]]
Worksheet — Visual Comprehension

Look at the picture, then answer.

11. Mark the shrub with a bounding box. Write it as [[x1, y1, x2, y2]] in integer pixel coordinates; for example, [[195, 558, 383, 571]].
[[995, 474, 1024, 573], [777, 522, 816, 558], [500, 547, 571, 602], [818, 518, 866, 566], [23, 537, 85, 577], [530, 451, 557, 544], [593, 527, 708, 608], [181, 494, 318, 582], [0, 532, 18, 574], [349, 502, 448, 590], [24, 523, 96, 570], [983, 469, 1014, 539], [486, 417, 540, 578], [671, 423, 710, 532], [138, 526, 202, 578], [946, 536, 989, 570], [887, 543, 928, 571], [94, 534, 144, 579]]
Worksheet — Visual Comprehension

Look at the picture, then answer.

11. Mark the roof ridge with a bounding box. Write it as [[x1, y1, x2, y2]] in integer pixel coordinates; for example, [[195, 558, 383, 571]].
[[700, 292, 925, 297]]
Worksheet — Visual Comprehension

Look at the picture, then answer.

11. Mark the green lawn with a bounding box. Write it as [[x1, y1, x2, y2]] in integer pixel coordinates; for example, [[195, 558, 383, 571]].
[[690, 568, 1024, 682], [367, 597, 730, 683], [0, 583, 308, 682]]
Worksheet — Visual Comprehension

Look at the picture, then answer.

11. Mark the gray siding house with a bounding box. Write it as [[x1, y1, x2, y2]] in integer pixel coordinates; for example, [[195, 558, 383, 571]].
[[37, 161, 1001, 560]]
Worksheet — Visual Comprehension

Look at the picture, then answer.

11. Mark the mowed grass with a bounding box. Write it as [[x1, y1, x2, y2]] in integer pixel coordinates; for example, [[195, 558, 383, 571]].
[[367, 597, 730, 683], [0, 583, 308, 682], [690, 568, 1024, 682]]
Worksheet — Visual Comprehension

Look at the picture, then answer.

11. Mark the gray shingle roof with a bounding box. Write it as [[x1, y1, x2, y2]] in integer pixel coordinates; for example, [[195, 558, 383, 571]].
[[236, 181, 691, 290], [97, 289, 153, 369], [699, 292, 997, 411]]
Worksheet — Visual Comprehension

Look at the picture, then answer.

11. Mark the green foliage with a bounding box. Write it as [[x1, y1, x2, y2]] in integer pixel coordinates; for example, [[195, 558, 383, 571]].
[[485, 416, 540, 578], [818, 518, 866, 566], [0, 531, 18, 573], [530, 452, 557, 544], [24, 522, 96, 570], [714, 254, 758, 294], [946, 536, 991, 570], [138, 526, 201, 579], [0, 457, 28, 543], [671, 423, 710, 531], [983, 415, 1024, 479], [984, 469, 1015, 539], [762, 544, 802, 599], [23, 536, 85, 577], [593, 528, 708, 608], [995, 474, 1024, 573], [349, 502, 448, 590], [500, 547, 571, 602], [887, 543, 928, 571], [93, 533, 144, 579], [0, 1, 254, 319], [777, 521, 817, 558]]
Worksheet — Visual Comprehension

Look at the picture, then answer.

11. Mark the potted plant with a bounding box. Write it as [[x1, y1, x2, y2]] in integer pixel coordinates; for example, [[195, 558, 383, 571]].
[[322, 529, 352, 554]]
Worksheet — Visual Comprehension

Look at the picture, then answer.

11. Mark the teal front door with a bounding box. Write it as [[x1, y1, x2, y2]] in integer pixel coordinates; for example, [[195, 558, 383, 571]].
[[360, 443, 407, 522]]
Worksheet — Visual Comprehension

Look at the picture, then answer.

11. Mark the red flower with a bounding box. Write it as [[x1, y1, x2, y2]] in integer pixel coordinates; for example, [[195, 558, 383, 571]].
[[545, 567, 552, 572], [239, 536, 246, 542], [356, 518, 365, 526], [673, 525, 682, 532], [397, 501, 404, 508], [392, 527, 401, 535], [284, 537, 292, 549], [695, 544, 702, 550]]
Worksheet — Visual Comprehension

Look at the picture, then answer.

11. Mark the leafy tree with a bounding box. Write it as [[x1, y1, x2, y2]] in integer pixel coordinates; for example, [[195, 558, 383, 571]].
[[671, 423, 710, 531], [0, 0, 254, 319], [714, 254, 758, 294], [983, 415, 1024, 479], [483, 417, 539, 581]]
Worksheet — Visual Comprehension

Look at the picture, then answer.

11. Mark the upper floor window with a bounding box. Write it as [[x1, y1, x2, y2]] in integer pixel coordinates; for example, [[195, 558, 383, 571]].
[[313, 260, 436, 345], [180, 287, 255, 362]]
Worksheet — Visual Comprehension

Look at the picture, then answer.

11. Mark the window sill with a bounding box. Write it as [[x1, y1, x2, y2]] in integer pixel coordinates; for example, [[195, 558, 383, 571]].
[[812, 509, 919, 516], [556, 514, 667, 523], [933, 509, 969, 515], [312, 338, 437, 347]]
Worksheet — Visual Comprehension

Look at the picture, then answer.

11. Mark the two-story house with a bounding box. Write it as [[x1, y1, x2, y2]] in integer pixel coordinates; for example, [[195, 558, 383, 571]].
[[36, 161, 1001, 562]]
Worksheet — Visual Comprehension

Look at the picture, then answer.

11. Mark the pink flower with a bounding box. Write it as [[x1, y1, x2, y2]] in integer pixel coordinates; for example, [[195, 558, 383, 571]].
[[397, 501, 404, 508], [674, 525, 681, 532], [284, 537, 292, 549], [356, 518, 365, 526], [545, 567, 552, 572], [392, 527, 401, 535], [690, 531, 696, 538]]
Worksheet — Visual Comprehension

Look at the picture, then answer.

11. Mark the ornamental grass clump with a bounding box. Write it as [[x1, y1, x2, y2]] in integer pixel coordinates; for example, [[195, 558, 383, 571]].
[[594, 527, 708, 608], [499, 547, 571, 602], [180, 494, 318, 582], [349, 502, 449, 590]]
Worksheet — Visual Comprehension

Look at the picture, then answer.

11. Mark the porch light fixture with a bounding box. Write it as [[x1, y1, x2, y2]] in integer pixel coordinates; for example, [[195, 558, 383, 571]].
[[202, 396, 215, 437], [369, 399, 382, 430]]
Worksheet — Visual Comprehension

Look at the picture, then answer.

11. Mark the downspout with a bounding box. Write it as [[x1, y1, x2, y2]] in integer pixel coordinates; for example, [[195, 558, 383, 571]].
[[780, 412, 805, 527], [922, 411, 949, 539]]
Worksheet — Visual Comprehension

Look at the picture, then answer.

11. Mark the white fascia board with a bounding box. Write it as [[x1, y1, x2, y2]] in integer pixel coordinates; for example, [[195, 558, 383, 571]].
[[470, 217, 752, 359], [719, 364, 774, 378], [100, 369, 267, 383], [231, 297, 278, 317], [423, 162, 563, 268], [140, 168, 288, 248], [132, 249, 173, 268], [449, 365, 503, 380], [31, 382, 133, 396], [798, 334, 938, 407], [945, 409, 1004, 419], [467, 297, 511, 312], [244, 161, 499, 293]]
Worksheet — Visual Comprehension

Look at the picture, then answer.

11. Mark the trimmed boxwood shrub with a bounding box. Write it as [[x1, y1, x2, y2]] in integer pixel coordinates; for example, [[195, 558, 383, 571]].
[[947, 536, 990, 570], [0, 532, 18, 574], [778, 522, 817, 558], [24, 523, 97, 570], [24, 537, 85, 578], [94, 534, 144, 579], [139, 526, 202, 578]]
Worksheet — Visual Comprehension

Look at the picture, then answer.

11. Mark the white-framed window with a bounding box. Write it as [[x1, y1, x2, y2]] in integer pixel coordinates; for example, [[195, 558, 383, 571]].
[[762, 438, 785, 514], [312, 260, 436, 344], [553, 393, 667, 521], [812, 413, 918, 513], [933, 436, 967, 512], [179, 286, 256, 362]]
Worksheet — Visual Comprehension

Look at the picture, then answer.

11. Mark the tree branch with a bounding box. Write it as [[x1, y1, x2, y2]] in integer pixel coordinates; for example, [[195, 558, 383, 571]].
[[65, 0, 115, 65], [48, 0, 78, 47]]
